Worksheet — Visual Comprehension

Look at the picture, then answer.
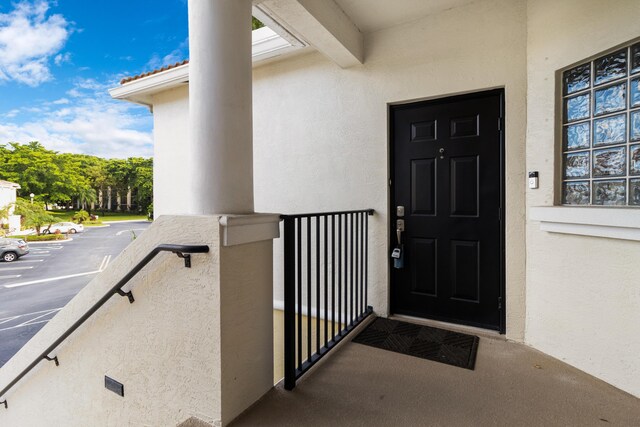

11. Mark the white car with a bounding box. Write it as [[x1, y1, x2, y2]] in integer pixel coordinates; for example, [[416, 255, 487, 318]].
[[44, 222, 84, 234]]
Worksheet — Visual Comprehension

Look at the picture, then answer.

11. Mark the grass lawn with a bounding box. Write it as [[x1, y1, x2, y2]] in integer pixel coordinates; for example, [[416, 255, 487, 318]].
[[49, 210, 149, 222]]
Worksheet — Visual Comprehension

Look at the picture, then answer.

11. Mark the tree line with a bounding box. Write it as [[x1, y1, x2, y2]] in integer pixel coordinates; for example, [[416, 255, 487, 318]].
[[0, 141, 153, 214]]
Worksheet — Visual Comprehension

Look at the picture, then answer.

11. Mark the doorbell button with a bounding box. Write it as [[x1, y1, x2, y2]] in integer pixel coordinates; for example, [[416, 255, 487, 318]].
[[528, 171, 539, 189]]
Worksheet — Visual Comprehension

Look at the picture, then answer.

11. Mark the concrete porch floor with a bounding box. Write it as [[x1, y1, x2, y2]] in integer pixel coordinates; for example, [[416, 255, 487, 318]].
[[232, 322, 640, 426]]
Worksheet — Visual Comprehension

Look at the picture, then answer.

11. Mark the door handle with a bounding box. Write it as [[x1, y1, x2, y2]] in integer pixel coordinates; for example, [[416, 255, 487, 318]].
[[439, 147, 445, 159], [396, 219, 405, 245]]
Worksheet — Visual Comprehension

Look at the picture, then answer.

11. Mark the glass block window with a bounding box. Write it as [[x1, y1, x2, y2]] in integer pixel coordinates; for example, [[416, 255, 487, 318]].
[[562, 41, 640, 206]]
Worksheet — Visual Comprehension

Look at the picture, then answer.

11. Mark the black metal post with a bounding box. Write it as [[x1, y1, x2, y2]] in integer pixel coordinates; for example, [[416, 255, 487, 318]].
[[297, 218, 302, 369], [316, 216, 320, 354], [283, 217, 296, 390]]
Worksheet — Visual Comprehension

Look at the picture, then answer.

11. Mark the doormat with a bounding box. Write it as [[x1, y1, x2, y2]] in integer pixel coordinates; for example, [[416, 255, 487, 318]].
[[352, 317, 479, 370]]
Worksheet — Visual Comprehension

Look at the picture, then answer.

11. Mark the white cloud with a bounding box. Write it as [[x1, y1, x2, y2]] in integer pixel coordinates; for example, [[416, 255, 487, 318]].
[[73, 77, 106, 90], [0, 79, 153, 158], [0, 1, 71, 86], [52, 97, 69, 105], [65, 87, 82, 98], [3, 109, 21, 118], [54, 51, 71, 66], [145, 38, 188, 71]]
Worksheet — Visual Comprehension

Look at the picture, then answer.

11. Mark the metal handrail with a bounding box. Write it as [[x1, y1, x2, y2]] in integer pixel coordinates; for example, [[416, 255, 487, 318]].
[[0, 243, 209, 409], [281, 209, 374, 220]]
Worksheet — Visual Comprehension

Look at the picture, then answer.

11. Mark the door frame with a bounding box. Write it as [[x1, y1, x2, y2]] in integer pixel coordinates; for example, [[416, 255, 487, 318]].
[[387, 88, 506, 334]]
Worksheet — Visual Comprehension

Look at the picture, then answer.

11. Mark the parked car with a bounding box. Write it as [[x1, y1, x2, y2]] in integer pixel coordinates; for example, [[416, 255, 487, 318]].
[[43, 222, 84, 234], [0, 238, 29, 262]]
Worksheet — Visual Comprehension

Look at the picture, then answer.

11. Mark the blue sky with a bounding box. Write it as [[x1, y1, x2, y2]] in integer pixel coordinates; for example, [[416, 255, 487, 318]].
[[0, 0, 189, 158]]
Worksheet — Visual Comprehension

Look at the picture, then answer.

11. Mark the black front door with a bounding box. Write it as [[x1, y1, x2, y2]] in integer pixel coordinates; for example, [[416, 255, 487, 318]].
[[390, 89, 504, 331]]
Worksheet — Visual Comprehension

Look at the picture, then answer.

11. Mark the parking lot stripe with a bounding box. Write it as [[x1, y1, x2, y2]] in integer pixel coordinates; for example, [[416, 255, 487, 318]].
[[3, 270, 101, 288], [0, 316, 20, 325], [15, 310, 61, 327], [0, 319, 52, 332], [10, 259, 43, 263], [0, 266, 33, 271], [0, 275, 21, 280], [98, 255, 112, 271], [0, 308, 63, 321]]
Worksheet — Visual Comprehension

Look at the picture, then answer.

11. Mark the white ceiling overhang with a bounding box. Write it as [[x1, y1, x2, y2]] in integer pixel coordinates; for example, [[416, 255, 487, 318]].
[[253, 0, 364, 68], [111, 0, 476, 106], [109, 23, 305, 107]]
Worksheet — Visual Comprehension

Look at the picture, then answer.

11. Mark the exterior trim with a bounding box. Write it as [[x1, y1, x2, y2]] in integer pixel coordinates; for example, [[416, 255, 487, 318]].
[[530, 206, 640, 241], [219, 213, 281, 246]]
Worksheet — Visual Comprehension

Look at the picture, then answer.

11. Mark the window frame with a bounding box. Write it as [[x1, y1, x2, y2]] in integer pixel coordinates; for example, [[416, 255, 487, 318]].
[[556, 38, 640, 207]]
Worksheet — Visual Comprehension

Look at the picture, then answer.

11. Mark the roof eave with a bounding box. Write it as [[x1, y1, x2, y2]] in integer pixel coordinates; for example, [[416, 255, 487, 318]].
[[109, 63, 190, 109], [110, 26, 308, 106]]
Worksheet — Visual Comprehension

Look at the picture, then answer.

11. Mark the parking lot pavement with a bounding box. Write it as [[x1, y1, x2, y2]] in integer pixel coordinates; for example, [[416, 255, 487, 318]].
[[0, 244, 63, 281], [0, 221, 151, 367], [0, 308, 62, 333]]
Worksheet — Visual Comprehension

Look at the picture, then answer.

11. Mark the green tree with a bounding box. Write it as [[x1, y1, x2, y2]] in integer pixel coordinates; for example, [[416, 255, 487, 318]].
[[0, 142, 84, 209], [106, 158, 133, 211], [14, 199, 57, 235], [252, 17, 264, 30], [0, 142, 153, 214], [0, 203, 10, 236], [76, 186, 98, 213], [129, 157, 153, 213]]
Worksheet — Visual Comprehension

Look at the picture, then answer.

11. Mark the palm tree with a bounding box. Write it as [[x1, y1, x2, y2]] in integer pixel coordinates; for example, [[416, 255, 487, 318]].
[[76, 187, 98, 213]]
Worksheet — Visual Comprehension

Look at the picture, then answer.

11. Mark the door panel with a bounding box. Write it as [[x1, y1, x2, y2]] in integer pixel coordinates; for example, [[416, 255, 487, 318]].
[[411, 159, 436, 215], [450, 156, 479, 216], [450, 239, 480, 302], [391, 89, 504, 331], [411, 238, 437, 296]]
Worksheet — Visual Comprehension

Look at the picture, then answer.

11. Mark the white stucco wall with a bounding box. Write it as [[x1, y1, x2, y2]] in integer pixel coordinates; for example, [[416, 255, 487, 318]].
[[253, 0, 527, 340], [0, 186, 18, 215], [121, 0, 640, 400], [0, 215, 274, 426], [152, 87, 191, 217], [0, 185, 20, 233], [525, 0, 640, 397]]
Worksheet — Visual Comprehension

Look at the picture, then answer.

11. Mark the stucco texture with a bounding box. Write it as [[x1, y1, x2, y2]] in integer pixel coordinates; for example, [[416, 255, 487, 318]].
[[152, 87, 191, 217], [252, 0, 527, 340], [525, 0, 640, 397], [0, 215, 274, 426]]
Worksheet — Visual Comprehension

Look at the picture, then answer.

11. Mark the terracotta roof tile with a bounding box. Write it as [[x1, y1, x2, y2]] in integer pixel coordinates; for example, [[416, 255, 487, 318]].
[[120, 59, 189, 85]]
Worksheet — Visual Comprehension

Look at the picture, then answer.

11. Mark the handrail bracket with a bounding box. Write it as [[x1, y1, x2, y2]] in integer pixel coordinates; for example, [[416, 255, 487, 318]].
[[175, 252, 191, 268], [43, 356, 59, 366], [0, 243, 209, 410], [116, 289, 135, 304]]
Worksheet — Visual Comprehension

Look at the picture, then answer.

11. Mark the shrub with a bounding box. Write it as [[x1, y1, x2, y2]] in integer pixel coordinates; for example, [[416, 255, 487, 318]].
[[72, 210, 90, 223], [11, 234, 67, 241]]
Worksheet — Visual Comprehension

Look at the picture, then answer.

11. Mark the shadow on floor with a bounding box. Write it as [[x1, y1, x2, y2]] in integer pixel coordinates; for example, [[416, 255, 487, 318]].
[[233, 331, 640, 426]]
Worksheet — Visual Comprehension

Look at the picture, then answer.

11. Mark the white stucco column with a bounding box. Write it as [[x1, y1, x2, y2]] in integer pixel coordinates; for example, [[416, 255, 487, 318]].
[[188, 0, 254, 214]]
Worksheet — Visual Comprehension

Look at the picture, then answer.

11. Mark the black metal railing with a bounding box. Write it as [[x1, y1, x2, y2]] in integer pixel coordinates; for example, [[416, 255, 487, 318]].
[[282, 209, 374, 390], [0, 244, 209, 409]]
